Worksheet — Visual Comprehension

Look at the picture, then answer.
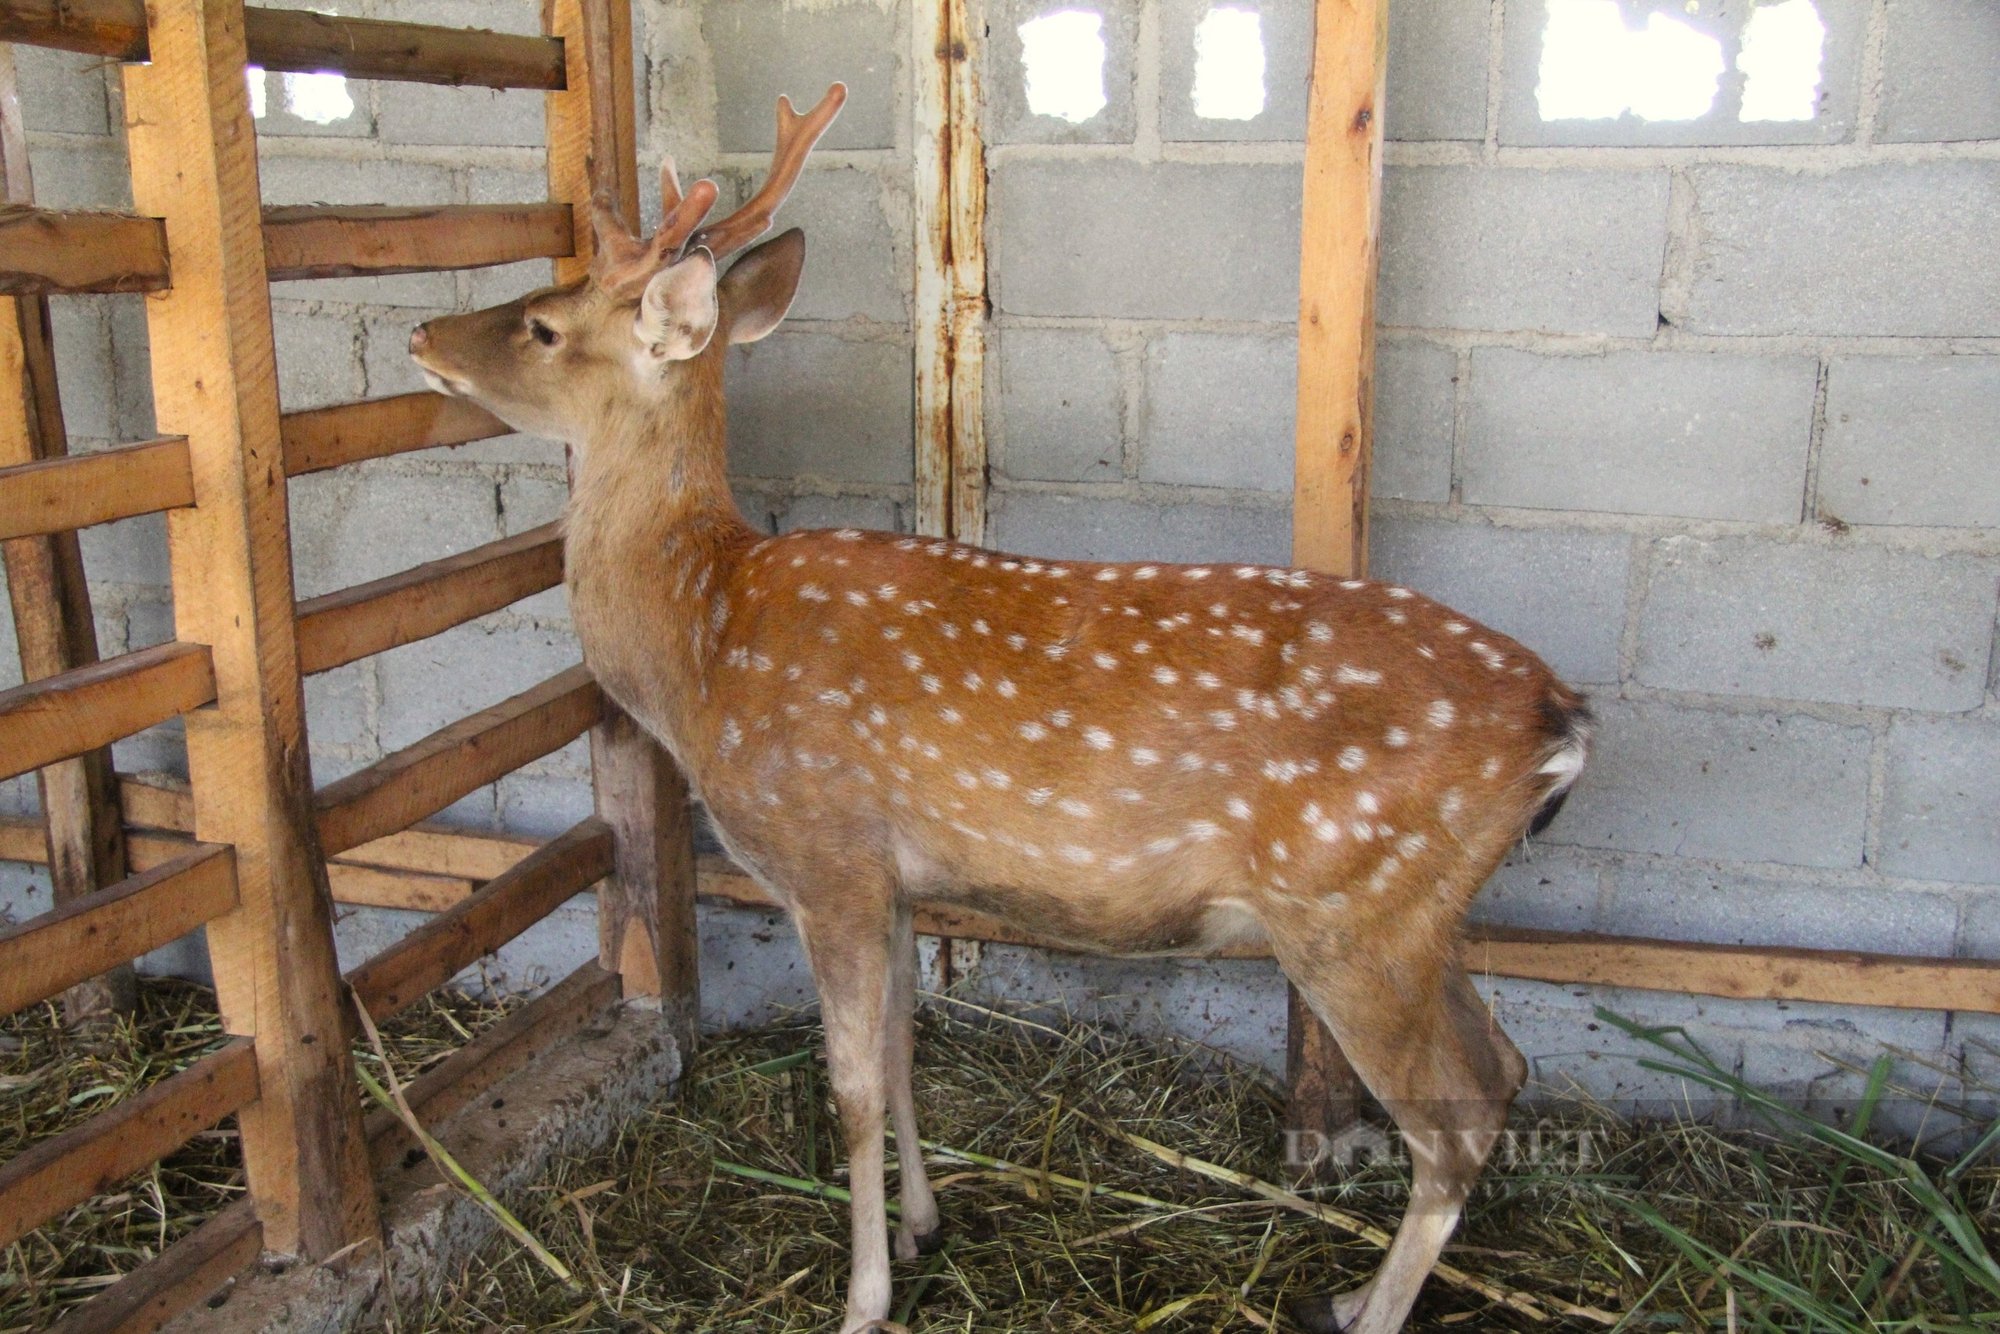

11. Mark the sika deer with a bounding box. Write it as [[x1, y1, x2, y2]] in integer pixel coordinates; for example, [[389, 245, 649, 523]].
[[409, 83, 1591, 1334]]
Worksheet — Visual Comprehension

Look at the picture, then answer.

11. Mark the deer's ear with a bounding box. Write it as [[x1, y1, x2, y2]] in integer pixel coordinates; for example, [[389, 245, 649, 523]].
[[718, 228, 805, 345], [636, 251, 718, 361]]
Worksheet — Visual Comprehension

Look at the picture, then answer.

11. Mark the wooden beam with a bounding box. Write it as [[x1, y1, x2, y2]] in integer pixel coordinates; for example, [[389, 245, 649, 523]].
[[0, 809, 483, 912], [543, 0, 699, 1033], [48, 1199, 261, 1334], [543, 0, 635, 280], [0, 54, 137, 1026], [367, 961, 620, 1174], [0, 642, 216, 784], [0, 207, 169, 295], [589, 707, 698, 1036], [1285, 0, 1389, 1144], [0, 437, 195, 542], [295, 524, 564, 675], [347, 817, 611, 1020], [0, 844, 236, 1017], [116, 773, 195, 831], [1291, 0, 1386, 576], [314, 664, 601, 857], [0, 1039, 259, 1250], [341, 823, 538, 882], [123, 0, 378, 1257], [0, 1, 566, 90], [281, 391, 510, 476], [262, 203, 573, 282], [1467, 927, 2000, 1015]]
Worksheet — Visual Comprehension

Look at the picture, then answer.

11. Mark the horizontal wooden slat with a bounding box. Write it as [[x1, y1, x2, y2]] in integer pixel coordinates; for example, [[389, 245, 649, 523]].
[[0, 642, 215, 784], [0, 437, 194, 541], [1465, 927, 2000, 1015], [48, 1198, 261, 1334], [0, 207, 168, 295], [0, 843, 236, 1016], [262, 203, 573, 282], [367, 961, 620, 1175], [0, 1039, 258, 1250], [116, 773, 196, 831], [313, 664, 600, 857], [0, 810, 481, 911], [280, 391, 511, 476], [347, 817, 611, 1019], [342, 824, 539, 884], [295, 523, 565, 675], [0, 1, 566, 89]]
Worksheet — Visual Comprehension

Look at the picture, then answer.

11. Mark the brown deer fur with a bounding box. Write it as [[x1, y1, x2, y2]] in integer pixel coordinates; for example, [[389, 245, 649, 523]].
[[408, 84, 1591, 1334]]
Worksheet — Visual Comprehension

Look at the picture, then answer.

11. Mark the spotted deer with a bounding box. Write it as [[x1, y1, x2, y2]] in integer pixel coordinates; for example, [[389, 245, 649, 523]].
[[408, 82, 1591, 1334]]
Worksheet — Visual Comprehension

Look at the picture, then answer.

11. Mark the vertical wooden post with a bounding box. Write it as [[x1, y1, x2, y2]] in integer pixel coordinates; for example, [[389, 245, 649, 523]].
[[123, 0, 377, 1257], [546, 0, 702, 1046], [913, 0, 987, 548], [0, 46, 135, 1026], [1286, 0, 1388, 1145]]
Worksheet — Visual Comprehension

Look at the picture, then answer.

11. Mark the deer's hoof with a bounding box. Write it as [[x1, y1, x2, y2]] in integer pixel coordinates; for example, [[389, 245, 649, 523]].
[[1287, 1287, 1370, 1334], [890, 1224, 946, 1261]]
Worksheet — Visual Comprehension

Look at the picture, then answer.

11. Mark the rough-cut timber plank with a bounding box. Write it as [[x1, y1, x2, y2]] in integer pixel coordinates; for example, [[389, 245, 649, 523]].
[[543, 0, 635, 281], [0, 437, 195, 541], [0, 207, 169, 295], [1292, 0, 1385, 576], [295, 524, 564, 675], [314, 665, 601, 857], [0, 642, 215, 784], [1285, 0, 1388, 1142], [546, 0, 698, 1036], [48, 1198, 261, 1334], [116, 773, 195, 831], [0, 809, 480, 911], [281, 392, 510, 476], [123, 0, 377, 1257], [262, 203, 573, 282], [327, 860, 474, 911], [590, 708, 697, 1034], [0, 0, 566, 90], [341, 824, 538, 882], [0, 843, 236, 1017], [347, 818, 610, 1019], [367, 961, 621, 1174], [0, 1039, 258, 1250], [0, 56, 138, 1025], [1467, 928, 2000, 1015]]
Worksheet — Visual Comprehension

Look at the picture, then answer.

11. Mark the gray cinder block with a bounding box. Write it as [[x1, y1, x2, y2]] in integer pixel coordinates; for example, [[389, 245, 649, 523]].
[[1462, 348, 1817, 522], [1818, 356, 2000, 529], [1684, 163, 2000, 337], [1546, 697, 1873, 869], [1635, 537, 1998, 711]]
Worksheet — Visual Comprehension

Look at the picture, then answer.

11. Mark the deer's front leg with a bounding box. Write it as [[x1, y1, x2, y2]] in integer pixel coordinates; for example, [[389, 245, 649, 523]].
[[795, 898, 896, 1332]]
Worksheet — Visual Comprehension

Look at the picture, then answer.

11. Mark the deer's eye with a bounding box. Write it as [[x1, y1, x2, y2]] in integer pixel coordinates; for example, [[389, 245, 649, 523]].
[[527, 317, 561, 347]]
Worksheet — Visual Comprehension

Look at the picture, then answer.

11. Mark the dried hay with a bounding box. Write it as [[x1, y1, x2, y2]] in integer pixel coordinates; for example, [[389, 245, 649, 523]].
[[380, 1001, 2000, 1333], [0, 979, 518, 1332]]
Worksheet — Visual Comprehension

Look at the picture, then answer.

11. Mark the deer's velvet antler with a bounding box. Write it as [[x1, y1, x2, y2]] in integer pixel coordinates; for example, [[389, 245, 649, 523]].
[[590, 158, 721, 299], [690, 83, 846, 261]]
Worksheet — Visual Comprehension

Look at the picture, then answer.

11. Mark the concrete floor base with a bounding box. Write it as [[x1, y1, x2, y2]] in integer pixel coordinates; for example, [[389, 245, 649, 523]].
[[168, 998, 683, 1333]]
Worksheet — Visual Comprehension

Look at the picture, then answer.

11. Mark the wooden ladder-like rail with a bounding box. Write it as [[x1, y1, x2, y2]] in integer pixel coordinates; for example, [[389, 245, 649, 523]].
[[0, 3, 694, 1328]]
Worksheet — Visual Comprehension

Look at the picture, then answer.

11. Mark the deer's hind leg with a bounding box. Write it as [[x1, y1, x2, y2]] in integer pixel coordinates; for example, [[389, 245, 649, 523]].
[[1275, 936, 1526, 1334], [886, 901, 942, 1258]]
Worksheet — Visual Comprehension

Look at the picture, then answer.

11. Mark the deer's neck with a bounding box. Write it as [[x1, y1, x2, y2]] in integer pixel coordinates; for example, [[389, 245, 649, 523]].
[[564, 372, 754, 773]]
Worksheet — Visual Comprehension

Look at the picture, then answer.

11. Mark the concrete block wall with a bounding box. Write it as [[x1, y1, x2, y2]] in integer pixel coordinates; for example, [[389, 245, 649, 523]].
[[3, 0, 1997, 1122]]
